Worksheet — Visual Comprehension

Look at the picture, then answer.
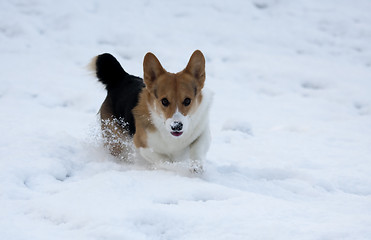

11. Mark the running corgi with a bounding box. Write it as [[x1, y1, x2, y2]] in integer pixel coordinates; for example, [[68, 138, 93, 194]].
[[91, 50, 212, 172]]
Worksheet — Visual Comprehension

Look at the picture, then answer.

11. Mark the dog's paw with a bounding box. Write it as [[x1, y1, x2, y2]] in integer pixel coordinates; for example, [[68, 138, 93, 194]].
[[190, 160, 204, 175]]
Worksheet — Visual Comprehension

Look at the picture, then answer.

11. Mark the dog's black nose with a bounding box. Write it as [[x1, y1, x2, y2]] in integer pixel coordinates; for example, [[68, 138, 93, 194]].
[[171, 121, 183, 131]]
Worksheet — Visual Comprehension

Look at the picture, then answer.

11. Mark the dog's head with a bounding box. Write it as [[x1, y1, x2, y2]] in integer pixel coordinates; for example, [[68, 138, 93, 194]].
[[143, 50, 205, 138]]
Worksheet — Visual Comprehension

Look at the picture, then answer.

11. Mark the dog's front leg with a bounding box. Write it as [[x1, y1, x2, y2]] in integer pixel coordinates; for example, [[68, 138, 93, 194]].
[[139, 147, 170, 164], [189, 128, 211, 173]]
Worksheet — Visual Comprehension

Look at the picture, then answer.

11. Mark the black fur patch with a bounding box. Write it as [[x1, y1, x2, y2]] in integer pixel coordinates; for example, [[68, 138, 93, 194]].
[[95, 53, 145, 135]]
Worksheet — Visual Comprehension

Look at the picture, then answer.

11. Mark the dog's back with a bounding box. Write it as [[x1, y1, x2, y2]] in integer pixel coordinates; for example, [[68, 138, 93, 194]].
[[92, 53, 144, 135], [91, 53, 144, 157]]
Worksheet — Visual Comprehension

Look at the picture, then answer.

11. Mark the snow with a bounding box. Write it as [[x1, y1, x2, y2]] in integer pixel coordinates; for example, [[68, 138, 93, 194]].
[[1, 0, 371, 239]]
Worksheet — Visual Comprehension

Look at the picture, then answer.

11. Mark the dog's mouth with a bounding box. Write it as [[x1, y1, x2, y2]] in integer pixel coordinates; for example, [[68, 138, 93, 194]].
[[171, 131, 183, 137]]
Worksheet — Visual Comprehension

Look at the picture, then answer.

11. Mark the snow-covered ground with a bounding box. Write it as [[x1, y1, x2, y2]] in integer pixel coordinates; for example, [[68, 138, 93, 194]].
[[1, 0, 371, 239]]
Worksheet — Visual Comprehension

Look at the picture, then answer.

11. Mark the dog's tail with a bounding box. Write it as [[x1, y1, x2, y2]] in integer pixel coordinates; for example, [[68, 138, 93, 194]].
[[89, 53, 128, 89]]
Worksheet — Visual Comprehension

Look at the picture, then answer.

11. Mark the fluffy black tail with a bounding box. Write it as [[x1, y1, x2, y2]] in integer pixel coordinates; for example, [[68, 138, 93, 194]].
[[90, 53, 128, 89]]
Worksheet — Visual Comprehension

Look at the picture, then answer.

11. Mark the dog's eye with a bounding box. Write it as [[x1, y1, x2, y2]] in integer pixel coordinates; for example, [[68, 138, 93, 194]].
[[183, 98, 191, 106], [161, 98, 170, 107]]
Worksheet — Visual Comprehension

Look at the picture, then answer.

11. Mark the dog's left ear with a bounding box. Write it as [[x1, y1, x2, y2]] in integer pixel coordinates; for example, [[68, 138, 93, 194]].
[[185, 50, 205, 88]]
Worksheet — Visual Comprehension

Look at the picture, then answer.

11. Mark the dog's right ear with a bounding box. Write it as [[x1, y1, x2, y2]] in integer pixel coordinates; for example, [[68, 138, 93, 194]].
[[143, 52, 165, 90]]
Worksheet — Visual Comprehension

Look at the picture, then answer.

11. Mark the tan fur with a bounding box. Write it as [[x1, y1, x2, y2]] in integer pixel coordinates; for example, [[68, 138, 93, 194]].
[[132, 90, 155, 148], [133, 50, 206, 149], [100, 96, 132, 158]]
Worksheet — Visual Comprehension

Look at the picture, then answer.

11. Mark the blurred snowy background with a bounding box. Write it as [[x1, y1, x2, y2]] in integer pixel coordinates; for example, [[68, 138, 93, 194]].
[[1, 0, 371, 239]]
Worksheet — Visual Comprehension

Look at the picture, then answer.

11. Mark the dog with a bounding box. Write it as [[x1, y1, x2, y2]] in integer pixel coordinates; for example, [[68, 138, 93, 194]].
[[91, 50, 212, 172]]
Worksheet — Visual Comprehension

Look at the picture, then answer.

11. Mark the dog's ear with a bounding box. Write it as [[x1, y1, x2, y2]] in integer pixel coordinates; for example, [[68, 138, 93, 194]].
[[143, 52, 165, 89], [185, 50, 205, 88]]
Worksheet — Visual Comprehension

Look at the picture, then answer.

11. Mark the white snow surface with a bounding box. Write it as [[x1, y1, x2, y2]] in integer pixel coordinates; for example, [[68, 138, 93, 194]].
[[1, 0, 371, 239]]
